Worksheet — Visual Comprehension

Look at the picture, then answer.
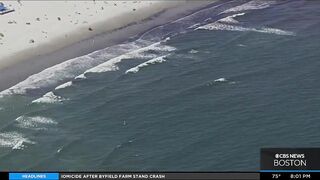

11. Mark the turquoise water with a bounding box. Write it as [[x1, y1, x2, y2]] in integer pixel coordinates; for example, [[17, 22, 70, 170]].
[[0, 0, 320, 171]]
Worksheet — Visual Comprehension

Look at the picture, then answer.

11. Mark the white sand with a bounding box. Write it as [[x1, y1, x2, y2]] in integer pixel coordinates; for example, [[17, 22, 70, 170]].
[[0, 1, 187, 70]]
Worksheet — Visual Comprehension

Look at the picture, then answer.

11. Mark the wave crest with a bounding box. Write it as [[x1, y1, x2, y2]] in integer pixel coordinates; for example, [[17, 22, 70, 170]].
[[55, 81, 73, 90], [221, 0, 275, 14], [77, 42, 175, 79], [218, 13, 246, 24], [125, 55, 168, 74], [15, 116, 57, 130], [196, 22, 295, 36], [32, 92, 67, 104], [0, 132, 36, 150]]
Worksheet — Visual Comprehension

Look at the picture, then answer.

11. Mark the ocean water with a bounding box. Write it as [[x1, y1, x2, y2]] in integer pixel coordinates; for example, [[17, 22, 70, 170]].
[[0, 0, 320, 171]]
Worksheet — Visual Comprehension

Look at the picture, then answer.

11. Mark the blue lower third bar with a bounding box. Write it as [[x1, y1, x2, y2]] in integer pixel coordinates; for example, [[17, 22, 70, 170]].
[[9, 173, 59, 180], [261, 170, 320, 173]]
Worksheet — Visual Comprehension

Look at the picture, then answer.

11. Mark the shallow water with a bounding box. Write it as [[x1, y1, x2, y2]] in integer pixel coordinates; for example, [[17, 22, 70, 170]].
[[0, 0, 320, 171]]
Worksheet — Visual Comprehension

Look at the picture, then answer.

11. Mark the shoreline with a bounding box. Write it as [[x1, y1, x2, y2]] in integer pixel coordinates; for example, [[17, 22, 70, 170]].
[[0, 1, 212, 91]]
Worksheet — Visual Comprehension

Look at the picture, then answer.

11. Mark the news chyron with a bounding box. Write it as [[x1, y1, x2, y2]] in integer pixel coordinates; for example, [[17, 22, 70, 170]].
[[5, 148, 320, 180], [261, 148, 320, 179]]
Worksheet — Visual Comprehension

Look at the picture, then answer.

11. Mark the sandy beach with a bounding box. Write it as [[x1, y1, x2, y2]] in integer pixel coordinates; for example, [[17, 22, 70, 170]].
[[0, 0, 211, 91]]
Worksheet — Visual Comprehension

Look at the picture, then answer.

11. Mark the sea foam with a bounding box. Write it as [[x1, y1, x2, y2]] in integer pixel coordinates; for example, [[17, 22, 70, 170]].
[[125, 55, 168, 74], [196, 22, 295, 36], [0, 42, 142, 96], [0, 55, 95, 96], [0, 132, 35, 150], [218, 13, 246, 24], [32, 92, 67, 104], [221, 0, 275, 14], [214, 78, 228, 82], [206, 78, 231, 86], [55, 81, 73, 90], [15, 116, 57, 130], [77, 42, 176, 79]]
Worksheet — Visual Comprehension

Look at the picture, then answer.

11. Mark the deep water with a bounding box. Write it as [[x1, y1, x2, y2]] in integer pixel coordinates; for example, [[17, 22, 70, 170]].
[[0, 0, 320, 171]]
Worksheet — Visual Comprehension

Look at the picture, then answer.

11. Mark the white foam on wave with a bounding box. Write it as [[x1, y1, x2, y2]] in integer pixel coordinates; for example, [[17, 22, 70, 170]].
[[55, 81, 73, 90], [218, 13, 246, 24], [77, 42, 176, 79], [0, 42, 143, 96], [188, 23, 201, 29], [15, 116, 57, 130], [214, 78, 228, 82], [0, 132, 35, 150], [0, 55, 95, 96], [125, 55, 168, 74], [74, 74, 87, 80], [221, 0, 275, 14], [32, 92, 67, 104], [189, 49, 199, 54], [259, 28, 296, 36], [163, 37, 171, 42], [196, 22, 295, 36], [206, 77, 230, 86], [206, 78, 237, 86]]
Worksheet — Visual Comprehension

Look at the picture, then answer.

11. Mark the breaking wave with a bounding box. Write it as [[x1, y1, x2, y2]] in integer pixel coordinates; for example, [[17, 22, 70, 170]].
[[76, 42, 175, 79], [125, 55, 168, 74], [0, 132, 36, 150], [32, 92, 67, 104], [196, 22, 295, 36], [15, 116, 57, 130], [206, 78, 235, 86], [218, 13, 246, 24], [0, 42, 144, 96], [221, 0, 275, 14], [188, 49, 199, 54], [55, 81, 73, 90], [0, 55, 94, 96], [214, 78, 228, 82], [0, 0, 276, 98]]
